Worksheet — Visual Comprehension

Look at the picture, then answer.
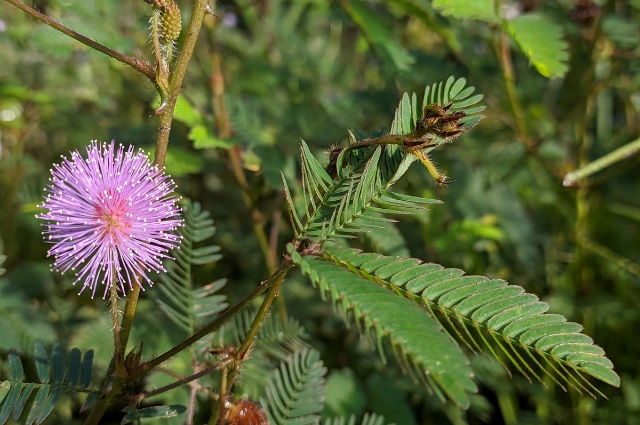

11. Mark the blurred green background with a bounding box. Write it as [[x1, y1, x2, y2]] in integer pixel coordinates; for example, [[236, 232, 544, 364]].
[[1, 0, 639, 424]]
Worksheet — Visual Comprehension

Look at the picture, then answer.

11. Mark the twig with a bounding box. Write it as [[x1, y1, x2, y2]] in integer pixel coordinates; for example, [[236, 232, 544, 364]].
[[137, 358, 233, 400], [563, 138, 640, 186], [4, 0, 155, 82]]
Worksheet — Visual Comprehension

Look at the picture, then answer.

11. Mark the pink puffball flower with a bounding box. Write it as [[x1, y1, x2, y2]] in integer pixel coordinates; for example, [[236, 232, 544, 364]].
[[37, 141, 183, 298]]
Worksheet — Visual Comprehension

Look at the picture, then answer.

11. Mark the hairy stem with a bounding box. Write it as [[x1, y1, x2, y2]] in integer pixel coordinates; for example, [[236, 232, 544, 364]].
[[4, 0, 155, 82], [155, 0, 210, 167], [217, 367, 228, 425], [109, 281, 123, 376], [137, 358, 233, 400]]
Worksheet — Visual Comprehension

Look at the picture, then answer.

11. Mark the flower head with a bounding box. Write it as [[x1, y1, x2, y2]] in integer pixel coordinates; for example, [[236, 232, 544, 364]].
[[38, 141, 183, 298]]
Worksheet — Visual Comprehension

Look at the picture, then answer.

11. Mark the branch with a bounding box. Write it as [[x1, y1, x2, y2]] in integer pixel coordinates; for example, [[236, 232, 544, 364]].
[[154, 0, 210, 167], [136, 358, 233, 400], [563, 137, 640, 186], [5, 0, 155, 82]]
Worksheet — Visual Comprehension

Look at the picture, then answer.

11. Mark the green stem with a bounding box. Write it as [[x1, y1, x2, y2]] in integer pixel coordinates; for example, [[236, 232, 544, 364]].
[[119, 284, 141, 354], [563, 137, 640, 186], [155, 0, 210, 167], [138, 261, 292, 375], [217, 367, 228, 425], [109, 281, 124, 376], [4, 0, 155, 82], [496, 32, 533, 150], [217, 265, 291, 418]]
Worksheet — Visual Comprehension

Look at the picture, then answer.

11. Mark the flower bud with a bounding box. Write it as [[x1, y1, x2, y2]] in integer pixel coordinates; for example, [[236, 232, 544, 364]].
[[160, 1, 182, 41]]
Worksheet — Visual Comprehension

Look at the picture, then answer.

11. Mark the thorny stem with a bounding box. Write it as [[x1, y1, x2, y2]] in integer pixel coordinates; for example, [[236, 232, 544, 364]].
[[136, 358, 233, 400], [138, 260, 293, 375], [155, 0, 210, 167], [4, 0, 155, 82]]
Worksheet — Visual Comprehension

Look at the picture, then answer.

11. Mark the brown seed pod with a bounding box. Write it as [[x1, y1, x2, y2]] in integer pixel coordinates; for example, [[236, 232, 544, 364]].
[[160, 1, 182, 41], [226, 400, 270, 425]]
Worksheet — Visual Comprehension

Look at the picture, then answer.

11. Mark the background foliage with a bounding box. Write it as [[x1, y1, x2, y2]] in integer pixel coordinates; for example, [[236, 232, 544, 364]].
[[0, 0, 639, 424]]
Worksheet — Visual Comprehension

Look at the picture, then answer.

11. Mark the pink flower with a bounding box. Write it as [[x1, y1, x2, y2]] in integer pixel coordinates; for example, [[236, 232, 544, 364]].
[[38, 141, 183, 298]]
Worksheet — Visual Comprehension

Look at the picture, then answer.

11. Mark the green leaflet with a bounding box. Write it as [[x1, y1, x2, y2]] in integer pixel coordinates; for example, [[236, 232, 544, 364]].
[[260, 348, 327, 425], [319, 247, 620, 395], [155, 200, 228, 336], [505, 14, 569, 79], [288, 245, 477, 408], [0, 341, 96, 425], [433, 0, 499, 23]]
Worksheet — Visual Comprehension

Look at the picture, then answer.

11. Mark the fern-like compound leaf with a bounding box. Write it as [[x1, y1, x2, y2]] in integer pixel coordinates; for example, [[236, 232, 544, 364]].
[[260, 348, 327, 425], [0, 341, 96, 425], [317, 247, 620, 396], [288, 244, 477, 408], [505, 14, 569, 79], [282, 77, 484, 243], [156, 200, 227, 335]]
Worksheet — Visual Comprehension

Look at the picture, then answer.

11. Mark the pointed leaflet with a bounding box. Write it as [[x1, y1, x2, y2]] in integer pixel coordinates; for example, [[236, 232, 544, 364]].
[[321, 248, 620, 390], [288, 245, 476, 408], [156, 201, 227, 335], [505, 14, 569, 79], [260, 348, 327, 425]]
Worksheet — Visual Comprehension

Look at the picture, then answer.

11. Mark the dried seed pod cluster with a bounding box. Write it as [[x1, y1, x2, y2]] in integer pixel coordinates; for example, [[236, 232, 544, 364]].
[[416, 103, 466, 141], [324, 102, 468, 185]]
